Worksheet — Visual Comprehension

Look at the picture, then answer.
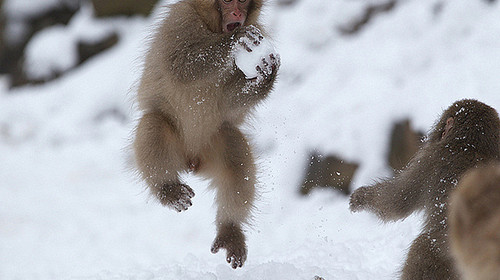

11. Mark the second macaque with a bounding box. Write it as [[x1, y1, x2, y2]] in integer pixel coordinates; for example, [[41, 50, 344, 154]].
[[133, 0, 280, 269], [350, 99, 500, 279], [449, 163, 500, 280]]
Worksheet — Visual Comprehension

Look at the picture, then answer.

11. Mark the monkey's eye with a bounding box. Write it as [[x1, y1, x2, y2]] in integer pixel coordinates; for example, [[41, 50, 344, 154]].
[[223, 0, 233, 3], [238, 0, 247, 2]]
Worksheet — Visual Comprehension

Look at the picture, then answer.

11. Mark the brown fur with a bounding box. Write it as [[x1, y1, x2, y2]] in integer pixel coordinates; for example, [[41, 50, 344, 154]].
[[350, 99, 500, 279], [449, 163, 500, 280], [133, 0, 278, 269]]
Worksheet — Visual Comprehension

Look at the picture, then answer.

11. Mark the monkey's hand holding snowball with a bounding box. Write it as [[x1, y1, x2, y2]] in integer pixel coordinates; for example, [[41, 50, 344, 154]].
[[232, 26, 280, 85]]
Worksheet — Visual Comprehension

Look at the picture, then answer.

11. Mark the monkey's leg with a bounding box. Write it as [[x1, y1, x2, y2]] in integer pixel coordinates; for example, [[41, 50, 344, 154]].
[[199, 123, 256, 269], [401, 232, 459, 280], [134, 112, 194, 212]]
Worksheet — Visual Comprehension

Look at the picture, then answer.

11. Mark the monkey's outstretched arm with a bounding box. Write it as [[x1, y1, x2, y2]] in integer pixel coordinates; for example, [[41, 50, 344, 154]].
[[350, 179, 425, 221], [349, 154, 429, 222]]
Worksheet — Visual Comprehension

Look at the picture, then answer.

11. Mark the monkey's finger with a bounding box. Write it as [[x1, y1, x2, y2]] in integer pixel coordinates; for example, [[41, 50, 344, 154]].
[[178, 199, 192, 211], [246, 25, 262, 39], [270, 53, 281, 71], [261, 57, 269, 68], [245, 32, 261, 46], [240, 40, 253, 52], [263, 57, 274, 76], [235, 256, 243, 268], [256, 65, 263, 76], [270, 53, 281, 66], [231, 258, 238, 269], [172, 203, 185, 212], [269, 53, 276, 62], [349, 192, 366, 212], [348, 202, 358, 212], [229, 254, 244, 269], [180, 184, 195, 198], [250, 28, 264, 42], [228, 255, 239, 269]]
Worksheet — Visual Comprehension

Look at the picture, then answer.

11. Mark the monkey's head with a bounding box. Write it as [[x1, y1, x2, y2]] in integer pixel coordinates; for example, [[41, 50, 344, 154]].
[[429, 99, 500, 154], [451, 163, 500, 228], [195, 0, 263, 33], [449, 163, 500, 279]]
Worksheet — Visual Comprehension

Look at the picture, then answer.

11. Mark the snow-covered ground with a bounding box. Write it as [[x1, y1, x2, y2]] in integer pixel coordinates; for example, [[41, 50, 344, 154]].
[[2, 0, 500, 279]]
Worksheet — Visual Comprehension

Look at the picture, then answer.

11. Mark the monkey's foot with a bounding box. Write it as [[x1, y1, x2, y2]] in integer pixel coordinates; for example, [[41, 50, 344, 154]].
[[349, 186, 372, 212], [211, 223, 247, 269], [156, 183, 195, 212]]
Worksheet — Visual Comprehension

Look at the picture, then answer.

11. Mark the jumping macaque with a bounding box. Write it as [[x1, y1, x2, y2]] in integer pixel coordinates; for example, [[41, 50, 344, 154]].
[[349, 99, 500, 279], [133, 0, 280, 269], [449, 163, 500, 280]]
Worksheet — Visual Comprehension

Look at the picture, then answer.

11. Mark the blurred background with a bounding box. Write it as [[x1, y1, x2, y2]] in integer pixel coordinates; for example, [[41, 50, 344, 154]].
[[1, 0, 499, 279]]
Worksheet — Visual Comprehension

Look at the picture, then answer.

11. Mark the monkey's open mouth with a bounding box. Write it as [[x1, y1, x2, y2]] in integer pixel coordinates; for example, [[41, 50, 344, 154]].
[[226, 22, 241, 32]]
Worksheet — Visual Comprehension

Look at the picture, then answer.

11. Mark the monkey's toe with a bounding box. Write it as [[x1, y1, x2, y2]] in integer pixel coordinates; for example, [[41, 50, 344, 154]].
[[211, 231, 247, 269], [156, 183, 195, 212], [227, 250, 246, 269]]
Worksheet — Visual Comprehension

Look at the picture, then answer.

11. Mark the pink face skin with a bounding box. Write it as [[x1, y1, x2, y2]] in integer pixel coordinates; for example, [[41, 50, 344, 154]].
[[218, 0, 251, 33]]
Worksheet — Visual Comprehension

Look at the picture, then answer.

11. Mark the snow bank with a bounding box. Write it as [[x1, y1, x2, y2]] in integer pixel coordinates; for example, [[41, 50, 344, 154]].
[[1, 0, 500, 279]]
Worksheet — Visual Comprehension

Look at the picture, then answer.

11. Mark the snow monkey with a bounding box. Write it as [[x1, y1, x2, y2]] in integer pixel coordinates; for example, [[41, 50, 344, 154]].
[[133, 0, 280, 269], [449, 163, 500, 280], [349, 99, 500, 279]]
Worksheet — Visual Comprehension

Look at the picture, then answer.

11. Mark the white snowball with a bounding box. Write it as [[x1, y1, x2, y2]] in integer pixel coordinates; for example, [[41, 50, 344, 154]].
[[233, 36, 278, 80]]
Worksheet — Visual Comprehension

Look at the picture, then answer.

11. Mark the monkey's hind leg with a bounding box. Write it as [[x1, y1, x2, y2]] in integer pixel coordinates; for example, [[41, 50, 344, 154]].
[[199, 123, 257, 269], [134, 111, 194, 212]]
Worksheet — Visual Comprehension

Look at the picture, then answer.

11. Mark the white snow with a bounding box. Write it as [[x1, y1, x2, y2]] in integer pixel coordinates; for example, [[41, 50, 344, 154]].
[[23, 4, 118, 80], [4, 0, 61, 19], [23, 24, 78, 80], [2, 0, 500, 279]]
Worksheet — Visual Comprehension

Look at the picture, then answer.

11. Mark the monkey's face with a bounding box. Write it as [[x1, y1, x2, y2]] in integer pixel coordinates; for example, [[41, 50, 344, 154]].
[[218, 0, 251, 32]]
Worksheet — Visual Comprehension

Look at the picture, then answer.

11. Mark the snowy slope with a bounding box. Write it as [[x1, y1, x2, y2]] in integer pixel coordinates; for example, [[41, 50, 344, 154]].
[[1, 0, 500, 279]]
